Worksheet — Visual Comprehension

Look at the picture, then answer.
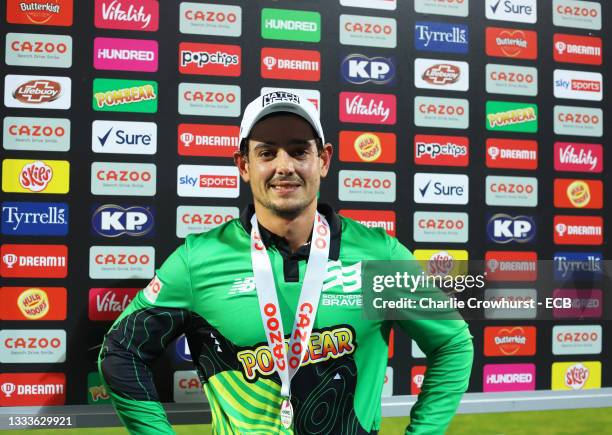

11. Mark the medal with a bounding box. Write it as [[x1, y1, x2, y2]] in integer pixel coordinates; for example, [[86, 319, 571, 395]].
[[280, 397, 294, 429]]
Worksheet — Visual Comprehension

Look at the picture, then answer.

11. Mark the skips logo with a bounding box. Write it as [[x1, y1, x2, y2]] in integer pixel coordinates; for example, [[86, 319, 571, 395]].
[[554, 215, 603, 245], [4, 75, 71, 110], [414, 58, 469, 91], [89, 246, 155, 279], [552, 325, 602, 356], [0, 373, 66, 406], [414, 96, 469, 129], [554, 106, 602, 137], [91, 162, 156, 196], [3, 116, 70, 152], [413, 250, 468, 276], [339, 209, 396, 237], [0, 244, 68, 278], [178, 83, 241, 117], [484, 326, 536, 356], [261, 8, 321, 43], [178, 124, 239, 157], [486, 176, 538, 207], [483, 364, 535, 392], [92, 120, 157, 155], [93, 37, 158, 72], [551, 362, 601, 391], [553, 0, 601, 30], [0, 287, 67, 321], [93, 78, 157, 113], [486, 101, 538, 133], [414, 22, 468, 54], [339, 92, 396, 125], [415, 0, 469, 17], [414, 135, 469, 167], [487, 213, 536, 244], [179, 42, 241, 76], [553, 34, 602, 65], [553, 70, 602, 101], [1, 202, 68, 236], [179, 3, 241, 37], [338, 170, 396, 203], [88, 287, 139, 321], [341, 54, 395, 85], [553, 252, 602, 281], [7, 0, 73, 26], [486, 139, 538, 170], [486, 27, 537, 59], [5, 33, 72, 68], [486, 64, 538, 96], [176, 205, 239, 238], [261, 48, 320, 81], [0, 329, 66, 363], [485, 251, 537, 281], [177, 165, 240, 198], [340, 14, 397, 48], [2, 159, 69, 194], [91, 204, 154, 238], [554, 179, 602, 209], [554, 142, 602, 173], [94, 0, 159, 31], [552, 289, 602, 319], [413, 211, 468, 243], [414, 173, 469, 205], [486, 0, 537, 23], [339, 131, 396, 164]]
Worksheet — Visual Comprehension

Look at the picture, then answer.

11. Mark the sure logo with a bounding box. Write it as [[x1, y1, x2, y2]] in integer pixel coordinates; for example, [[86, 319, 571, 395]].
[[414, 173, 469, 205], [414, 21, 468, 54], [92, 120, 157, 155], [179, 42, 241, 76], [486, 0, 537, 23], [3, 117, 70, 152], [341, 54, 395, 85], [487, 213, 536, 244], [92, 204, 154, 238]]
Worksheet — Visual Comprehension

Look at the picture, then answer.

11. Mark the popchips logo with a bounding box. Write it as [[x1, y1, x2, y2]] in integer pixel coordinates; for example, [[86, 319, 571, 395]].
[[6, 33, 72, 68], [553, 0, 601, 30], [92, 78, 157, 113], [338, 170, 396, 203], [95, 0, 159, 31], [180, 3, 242, 37], [3, 117, 70, 152], [340, 15, 397, 48], [179, 43, 241, 76], [414, 135, 469, 167], [177, 165, 240, 198], [486, 27, 537, 59]]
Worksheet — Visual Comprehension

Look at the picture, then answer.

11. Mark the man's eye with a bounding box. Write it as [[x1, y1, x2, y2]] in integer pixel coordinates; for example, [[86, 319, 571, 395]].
[[292, 149, 308, 158], [259, 150, 274, 158]]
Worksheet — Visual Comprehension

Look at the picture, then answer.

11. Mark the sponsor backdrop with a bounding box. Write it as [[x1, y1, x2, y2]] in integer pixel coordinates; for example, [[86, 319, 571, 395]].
[[0, 0, 610, 412]]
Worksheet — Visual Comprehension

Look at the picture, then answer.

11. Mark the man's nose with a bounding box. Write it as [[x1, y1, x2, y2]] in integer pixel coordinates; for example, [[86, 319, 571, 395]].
[[275, 149, 295, 174]]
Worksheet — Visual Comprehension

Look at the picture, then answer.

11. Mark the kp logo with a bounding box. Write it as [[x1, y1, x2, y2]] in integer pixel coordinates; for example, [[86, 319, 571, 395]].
[[341, 54, 395, 85], [91, 204, 155, 237], [487, 214, 536, 244]]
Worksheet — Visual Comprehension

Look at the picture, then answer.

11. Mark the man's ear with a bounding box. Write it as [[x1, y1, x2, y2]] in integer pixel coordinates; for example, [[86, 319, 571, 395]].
[[319, 143, 333, 178], [234, 151, 250, 183]]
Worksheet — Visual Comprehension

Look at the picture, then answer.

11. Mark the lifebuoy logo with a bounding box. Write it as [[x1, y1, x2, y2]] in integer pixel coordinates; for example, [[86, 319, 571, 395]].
[[6, 33, 72, 68], [339, 209, 396, 236], [95, 0, 159, 31], [94, 37, 158, 72], [177, 165, 240, 198], [554, 215, 603, 245], [178, 83, 241, 117], [553, 252, 603, 282], [179, 42, 241, 76], [553, 325, 601, 355], [176, 205, 239, 238], [484, 326, 536, 357], [487, 213, 536, 244], [338, 170, 396, 203], [553, 0, 601, 30], [414, 58, 469, 91], [414, 0, 469, 17], [339, 92, 396, 125], [554, 142, 602, 173], [411, 366, 427, 395], [553, 70, 602, 101], [92, 78, 157, 113], [178, 124, 239, 157], [554, 105, 602, 137], [340, 0, 397, 10], [180, 2, 241, 37], [485, 251, 537, 281], [554, 179, 602, 209], [483, 364, 535, 392], [0, 373, 66, 406], [341, 54, 395, 85], [553, 34, 602, 65], [2, 159, 69, 195], [486, 0, 537, 23], [174, 370, 207, 403], [340, 14, 397, 48], [7, 0, 73, 26], [0, 329, 65, 363], [486, 27, 537, 59], [486, 101, 538, 133], [486, 139, 538, 170], [414, 173, 469, 205], [0, 287, 66, 321], [91, 162, 156, 196], [414, 96, 469, 129], [484, 288, 537, 319], [414, 22, 468, 54], [261, 48, 320, 81], [486, 64, 538, 96], [1, 201, 68, 236], [552, 289, 602, 319], [339, 131, 396, 164], [0, 244, 68, 278], [4, 75, 71, 110], [413, 211, 468, 243], [3, 117, 70, 152], [551, 361, 601, 391], [261, 8, 321, 43], [88, 287, 139, 320], [414, 135, 469, 167], [92, 120, 157, 155], [486, 175, 538, 207], [89, 246, 155, 279]]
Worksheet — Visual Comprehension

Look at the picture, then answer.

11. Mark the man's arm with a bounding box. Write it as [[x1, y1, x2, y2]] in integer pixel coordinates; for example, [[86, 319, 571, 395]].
[[98, 241, 195, 434], [386, 236, 474, 435]]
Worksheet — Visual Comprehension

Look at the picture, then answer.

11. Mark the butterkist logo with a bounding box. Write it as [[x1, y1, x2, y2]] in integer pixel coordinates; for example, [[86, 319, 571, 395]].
[[261, 48, 320, 81], [484, 326, 536, 356], [553, 34, 602, 65], [414, 135, 469, 167], [339, 131, 396, 164], [339, 209, 396, 236], [339, 92, 396, 124], [179, 42, 241, 76], [554, 215, 603, 245], [485, 251, 537, 281], [554, 142, 602, 173], [486, 139, 538, 169], [1, 244, 68, 278], [7, 0, 73, 26], [94, 0, 159, 31], [486, 27, 537, 59]]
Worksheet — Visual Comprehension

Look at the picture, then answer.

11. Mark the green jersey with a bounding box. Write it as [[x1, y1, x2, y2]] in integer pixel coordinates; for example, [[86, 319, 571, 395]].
[[98, 204, 473, 434]]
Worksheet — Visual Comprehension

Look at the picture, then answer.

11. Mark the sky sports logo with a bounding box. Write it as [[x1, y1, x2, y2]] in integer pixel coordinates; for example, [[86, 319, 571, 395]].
[[486, 27, 537, 59], [414, 135, 469, 167], [340, 15, 397, 48], [92, 120, 156, 155], [177, 165, 240, 198], [485, 0, 537, 23], [414, 59, 469, 91], [1, 202, 68, 236], [414, 22, 468, 54], [341, 54, 395, 85], [6, 32, 72, 68], [91, 204, 155, 238], [3, 117, 70, 152], [487, 213, 536, 244], [179, 42, 241, 76], [413, 173, 468, 205], [554, 69, 602, 101], [93, 37, 158, 72]]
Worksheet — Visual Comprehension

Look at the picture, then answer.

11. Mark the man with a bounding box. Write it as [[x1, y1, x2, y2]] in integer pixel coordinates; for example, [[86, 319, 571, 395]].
[[98, 91, 473, 434]]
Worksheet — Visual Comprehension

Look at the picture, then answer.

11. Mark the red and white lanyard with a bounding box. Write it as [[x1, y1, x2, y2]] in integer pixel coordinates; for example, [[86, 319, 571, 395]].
[[250, 211, 330, 401]]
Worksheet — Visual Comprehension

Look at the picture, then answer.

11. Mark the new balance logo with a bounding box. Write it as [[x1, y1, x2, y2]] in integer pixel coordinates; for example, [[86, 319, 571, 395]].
[[228, 276, 255, 296]]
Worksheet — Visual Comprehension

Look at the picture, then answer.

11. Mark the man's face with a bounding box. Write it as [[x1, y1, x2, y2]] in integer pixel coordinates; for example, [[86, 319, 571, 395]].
[[234, 113, 332, 218]]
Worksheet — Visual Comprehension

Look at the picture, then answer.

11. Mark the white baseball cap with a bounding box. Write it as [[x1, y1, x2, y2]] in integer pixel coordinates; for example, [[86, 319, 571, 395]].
[[239, 91, 324, 152]]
